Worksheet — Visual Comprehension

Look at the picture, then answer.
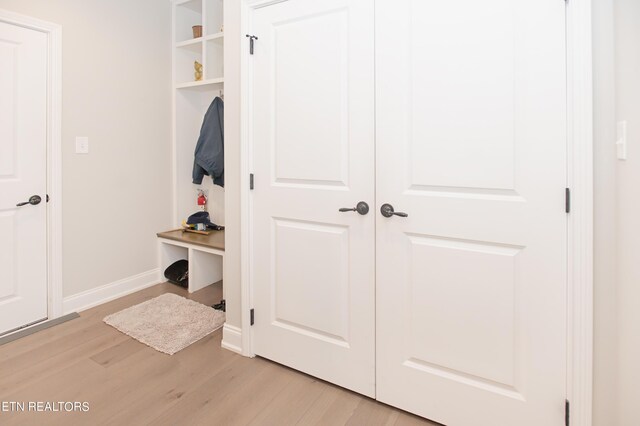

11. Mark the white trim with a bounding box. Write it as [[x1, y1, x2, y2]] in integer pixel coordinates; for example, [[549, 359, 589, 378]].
[[0, 10, 64, 321], [566, 1, 594, 425], [62, 269, 161, 314], [238, 0, 259, 357], [170, 2, 178, 226], [46, 18, 63, 320], [238, 1, 594, 423], [221, 324, 243, 354]]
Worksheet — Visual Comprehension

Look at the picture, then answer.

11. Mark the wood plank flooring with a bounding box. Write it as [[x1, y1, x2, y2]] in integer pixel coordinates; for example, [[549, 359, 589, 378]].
[[0, 283, 437, 426]]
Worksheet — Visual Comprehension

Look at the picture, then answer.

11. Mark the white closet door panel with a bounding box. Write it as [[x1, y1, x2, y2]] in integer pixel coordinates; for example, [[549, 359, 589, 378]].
[[375, 1, 567, 425], [251, 0, 375, 397]]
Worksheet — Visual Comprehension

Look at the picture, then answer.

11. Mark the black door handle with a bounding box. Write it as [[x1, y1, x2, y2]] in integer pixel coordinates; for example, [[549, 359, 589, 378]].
[[380, 203, 408, 218], [16, 195, 42, 207], [339, 201, 370, 215]]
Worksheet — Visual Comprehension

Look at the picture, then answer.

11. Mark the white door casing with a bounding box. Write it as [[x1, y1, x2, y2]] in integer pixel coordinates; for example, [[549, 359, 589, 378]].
[[250, 0, 376, 397], [0, 20, 49, 335], [375, 1, 568, 425]]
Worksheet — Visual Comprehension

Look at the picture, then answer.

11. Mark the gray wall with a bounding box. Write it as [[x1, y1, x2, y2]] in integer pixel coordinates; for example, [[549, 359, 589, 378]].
[[592, 1, 640, 424], [592, 0, 618, 424], [613, 0, 640, 424]]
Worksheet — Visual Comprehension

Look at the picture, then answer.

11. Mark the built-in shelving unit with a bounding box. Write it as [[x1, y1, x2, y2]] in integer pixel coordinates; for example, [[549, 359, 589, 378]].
[[162, 0, 225, 296], [173, 0, 224, 87], [157, 229, 224, 293], [171, 0, 225, 227]]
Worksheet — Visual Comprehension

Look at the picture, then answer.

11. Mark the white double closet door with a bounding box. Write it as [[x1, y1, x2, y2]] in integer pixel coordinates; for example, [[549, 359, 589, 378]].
[[251, 1, 567, 425]]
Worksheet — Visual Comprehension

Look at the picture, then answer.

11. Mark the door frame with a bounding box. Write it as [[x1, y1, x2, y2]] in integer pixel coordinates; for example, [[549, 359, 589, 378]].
[[0, 10, 63, 321], [565, 1, 594, 425], [237, 1, 594, 424]]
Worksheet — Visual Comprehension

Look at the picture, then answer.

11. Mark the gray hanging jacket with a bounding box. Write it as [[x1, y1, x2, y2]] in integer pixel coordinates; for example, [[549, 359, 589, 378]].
[[192, 97, 224, 187]]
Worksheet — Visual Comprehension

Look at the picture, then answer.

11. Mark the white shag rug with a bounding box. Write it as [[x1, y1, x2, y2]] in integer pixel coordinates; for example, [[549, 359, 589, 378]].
[[103, 293, 225, 355]]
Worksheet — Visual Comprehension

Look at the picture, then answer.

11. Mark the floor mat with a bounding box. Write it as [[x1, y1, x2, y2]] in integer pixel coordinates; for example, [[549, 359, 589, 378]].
[[103, 293, 225, 355]]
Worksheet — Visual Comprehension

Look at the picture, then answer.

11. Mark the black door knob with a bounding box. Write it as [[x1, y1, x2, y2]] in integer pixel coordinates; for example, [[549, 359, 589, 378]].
[[380, 203, 408, 218], [339, 201, 370, 215], [16, 195, 42, 207]]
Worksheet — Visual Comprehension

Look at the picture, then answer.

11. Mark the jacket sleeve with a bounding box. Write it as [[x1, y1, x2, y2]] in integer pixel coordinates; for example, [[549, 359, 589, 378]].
[[192, 159, 206, 185], [211, 99, 224, 186]]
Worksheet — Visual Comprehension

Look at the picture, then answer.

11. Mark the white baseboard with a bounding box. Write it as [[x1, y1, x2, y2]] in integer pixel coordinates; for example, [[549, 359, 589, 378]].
[[63, 269, 160, 314], [221, 323, 243, 354]]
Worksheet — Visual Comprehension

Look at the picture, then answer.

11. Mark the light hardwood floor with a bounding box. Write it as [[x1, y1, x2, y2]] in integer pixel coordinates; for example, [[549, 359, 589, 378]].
[[0, 283, 438, 426]]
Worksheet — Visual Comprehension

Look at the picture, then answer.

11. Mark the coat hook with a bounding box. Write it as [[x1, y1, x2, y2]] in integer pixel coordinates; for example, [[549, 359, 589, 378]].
[[246, 34, 258, 55]]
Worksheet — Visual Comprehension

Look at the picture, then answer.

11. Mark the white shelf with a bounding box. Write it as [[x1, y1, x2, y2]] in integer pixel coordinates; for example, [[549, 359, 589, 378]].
[[176, 78, 224, 89], [176, 37, 203, 48], [175, 32, 222, 49], [205, 32, 224, 41]]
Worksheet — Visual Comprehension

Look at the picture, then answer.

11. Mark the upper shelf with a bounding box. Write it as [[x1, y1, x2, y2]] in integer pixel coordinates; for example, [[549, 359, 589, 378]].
[[176, 78, 224, 90], [175, 32, 223, 49], [176, 37, 202, 49], [205, 32, 224, 42]]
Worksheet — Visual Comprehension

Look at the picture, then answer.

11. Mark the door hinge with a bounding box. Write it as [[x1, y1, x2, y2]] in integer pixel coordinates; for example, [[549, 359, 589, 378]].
[[250, 173, 254, 190], [246, 34, 258, 55], [565, 188, 571, 213], [565, 399, 570, 426], [250, 308, 255, 326]]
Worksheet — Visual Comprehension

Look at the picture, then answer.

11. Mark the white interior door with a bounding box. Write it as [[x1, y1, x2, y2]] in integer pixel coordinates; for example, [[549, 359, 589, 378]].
[[250, 0, 376, 396], [0, 21, 48, 335], [375, 1, 568, 425]]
